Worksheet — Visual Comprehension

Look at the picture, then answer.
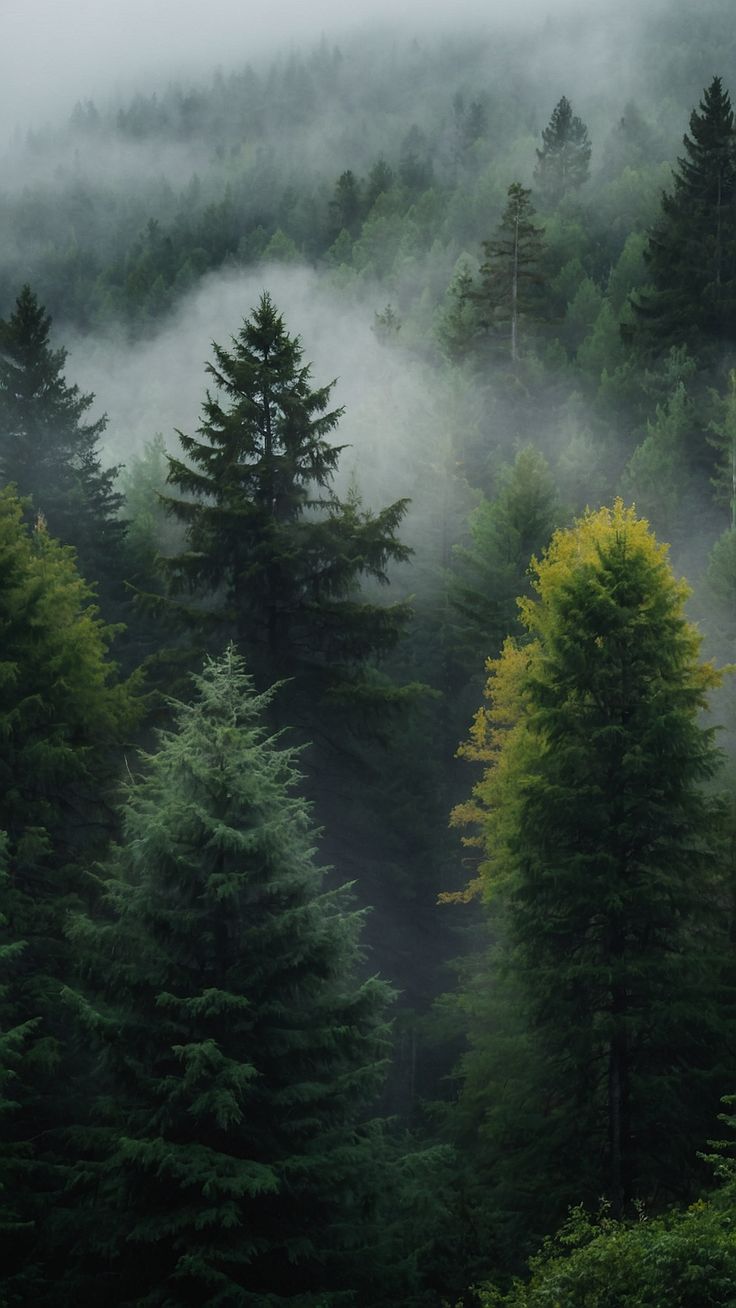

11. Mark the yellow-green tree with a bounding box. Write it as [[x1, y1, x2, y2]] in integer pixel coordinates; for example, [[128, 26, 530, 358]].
[[451, 502, 727, 1234]]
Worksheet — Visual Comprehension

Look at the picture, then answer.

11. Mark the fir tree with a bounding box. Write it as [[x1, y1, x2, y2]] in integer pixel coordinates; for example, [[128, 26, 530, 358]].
[[534, 97, 591, 206], [0, 286, 126, 589], [66, 647, 394, 1306], [160, 291, 413, 727], [633, 77, 736, 360]]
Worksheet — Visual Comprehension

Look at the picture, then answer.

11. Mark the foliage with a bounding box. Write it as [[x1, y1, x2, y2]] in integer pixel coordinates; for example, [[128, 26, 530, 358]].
[[620, 379, 691, 536], [533, 97, 592, 207], [0, 286, 125, 592], [0, 486, 140, 1296], [449, 447, 562, 678], [65, 647, 395, 1305], [471, 184, 548, 363], [474, 1198, 736, 1307], [634, 77, 736, 360], [160, 292, 414, 727], [450, 503, 727, 1244]]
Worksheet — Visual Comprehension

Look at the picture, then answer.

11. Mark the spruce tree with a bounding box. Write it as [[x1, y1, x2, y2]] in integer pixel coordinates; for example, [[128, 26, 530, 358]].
[[633, 77, 736, 360], [534, 97, 591, 206], [452, 503, 726, 1236], [473, 184, 547, 362], [160, 291, 412, 726], [0, 286, 126, 588], [66, 648, 394, 1306]]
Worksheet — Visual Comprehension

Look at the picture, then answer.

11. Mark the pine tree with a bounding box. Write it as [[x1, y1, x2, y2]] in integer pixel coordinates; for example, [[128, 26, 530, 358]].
[[66, 648, 394, 1306], [633, 77, 736, 359], [0, 286, 126, 587], [534, 97, 591, 206], [473, 184, 547, 362], [452, 503, 726, 1233], [160, 291, 412, 726]]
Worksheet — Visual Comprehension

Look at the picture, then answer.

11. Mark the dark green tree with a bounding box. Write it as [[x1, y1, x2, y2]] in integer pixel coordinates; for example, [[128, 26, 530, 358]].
[[364, 158, 395, 211], [534, 97, 591, 206], [0, 487, 140, 1295], [66, 647, 394, 1306], [0, 286, 126, 587], [633, 77, 736, 359], [0, 832, 39, 1307], [709, 369, 736, 526], [449, 446, 561, 676], [328, 170, 363, 238], [161, 291, 412, 726], [436, 260, 479, 363], [473, 184, 547, 362]]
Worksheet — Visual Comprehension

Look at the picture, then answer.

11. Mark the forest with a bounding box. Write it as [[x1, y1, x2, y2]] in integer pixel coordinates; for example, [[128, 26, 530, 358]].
[[4, 0, 736, 1302]]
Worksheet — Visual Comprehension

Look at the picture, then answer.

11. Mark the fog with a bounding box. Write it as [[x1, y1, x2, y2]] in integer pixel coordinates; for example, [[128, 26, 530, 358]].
[[66, 263, 479, 572], [4, 0, 669, 133]]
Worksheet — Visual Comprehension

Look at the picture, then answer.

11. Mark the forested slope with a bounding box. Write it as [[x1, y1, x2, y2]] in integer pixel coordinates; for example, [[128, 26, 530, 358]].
[[3, 2, 736, 1302]]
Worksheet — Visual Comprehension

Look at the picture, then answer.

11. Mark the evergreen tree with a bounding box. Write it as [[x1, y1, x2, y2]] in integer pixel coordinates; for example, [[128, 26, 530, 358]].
[[0, 286, 126, 588], [449, 447, 561, 676], [620, 379, 691, 538], [66, 648, 394, 1306], [0, 832, 38, 1306], [709, 369, 736, 526], [451, 503, 726, 1241], [328, 170, 363, 238], [633, 77, 736, 359], [473, 184, 547, 362], [0, 487, 140, 1295], [160, 291, 412, 727], [436, 260, 479, 363], [364, 158, 395, 211], [534, 97, 591, 206]]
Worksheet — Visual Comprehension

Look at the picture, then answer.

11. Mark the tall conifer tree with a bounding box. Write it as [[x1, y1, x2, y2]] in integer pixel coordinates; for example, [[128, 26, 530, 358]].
[[473, 184, 547, 362], [634, 77, 736, 359], [451, 503, 727, 1238], [161, 292, 412, 726], [66, 648, 394, 1306]]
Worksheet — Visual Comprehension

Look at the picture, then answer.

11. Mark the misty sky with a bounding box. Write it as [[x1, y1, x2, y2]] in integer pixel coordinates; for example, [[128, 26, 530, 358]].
[[3, 0, 629, 132]]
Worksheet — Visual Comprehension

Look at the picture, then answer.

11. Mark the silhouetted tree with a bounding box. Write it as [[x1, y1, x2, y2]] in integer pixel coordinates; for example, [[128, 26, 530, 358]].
[[161, 292, 413, 730], [0, 286, 125, 588], [633, 77, 736, 360]]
